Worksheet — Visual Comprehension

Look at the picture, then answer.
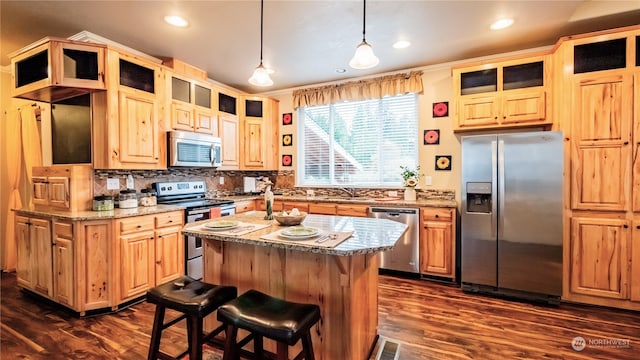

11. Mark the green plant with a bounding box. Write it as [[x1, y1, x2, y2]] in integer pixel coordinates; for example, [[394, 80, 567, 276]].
[[400, 165, 421, 187]]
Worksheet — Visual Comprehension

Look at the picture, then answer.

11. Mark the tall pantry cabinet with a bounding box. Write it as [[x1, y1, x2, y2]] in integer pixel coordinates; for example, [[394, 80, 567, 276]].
[[556, 26, 640, 311]]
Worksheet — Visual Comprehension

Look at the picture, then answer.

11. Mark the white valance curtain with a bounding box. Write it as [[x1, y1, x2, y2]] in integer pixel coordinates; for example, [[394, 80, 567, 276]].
[[292, 70, 424, 109]]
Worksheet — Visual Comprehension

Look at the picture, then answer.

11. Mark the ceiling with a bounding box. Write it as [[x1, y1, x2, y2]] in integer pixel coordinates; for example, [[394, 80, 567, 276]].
[[2, 1, 640, 94]]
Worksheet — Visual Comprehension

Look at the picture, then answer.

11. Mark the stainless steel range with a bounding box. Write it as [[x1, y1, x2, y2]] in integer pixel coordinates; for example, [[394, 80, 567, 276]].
[[153, 180, 235, 280]]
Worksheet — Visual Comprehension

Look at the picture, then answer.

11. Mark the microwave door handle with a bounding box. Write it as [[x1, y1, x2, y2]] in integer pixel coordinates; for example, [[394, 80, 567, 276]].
[[210, 146, 215, 166]]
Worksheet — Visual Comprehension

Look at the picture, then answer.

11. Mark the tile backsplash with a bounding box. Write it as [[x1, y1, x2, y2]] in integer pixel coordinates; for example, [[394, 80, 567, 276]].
[[93, 169, 454, 200]]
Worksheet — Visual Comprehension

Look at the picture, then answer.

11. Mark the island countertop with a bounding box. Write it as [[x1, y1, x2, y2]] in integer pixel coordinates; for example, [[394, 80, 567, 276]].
[[182, 211, 408, 256]]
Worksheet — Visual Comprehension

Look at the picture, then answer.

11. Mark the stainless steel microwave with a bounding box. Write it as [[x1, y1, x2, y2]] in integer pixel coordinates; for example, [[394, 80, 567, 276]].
[[168, 131, 222, 167]]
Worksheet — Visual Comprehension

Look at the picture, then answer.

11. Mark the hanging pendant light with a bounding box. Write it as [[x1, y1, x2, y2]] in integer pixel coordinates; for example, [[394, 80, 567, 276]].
[[249, 0, 273, 86], [349, 0, 379, 70]]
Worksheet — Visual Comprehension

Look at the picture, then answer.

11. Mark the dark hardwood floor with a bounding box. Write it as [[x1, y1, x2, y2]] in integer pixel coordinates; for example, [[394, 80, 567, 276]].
[[1, 272, 638, 359]]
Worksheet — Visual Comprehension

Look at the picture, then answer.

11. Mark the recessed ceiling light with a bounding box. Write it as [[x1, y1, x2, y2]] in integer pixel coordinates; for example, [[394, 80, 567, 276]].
[[164, 15, 189, 28], [490, 18, 514, 30], [393, 40, 411, 49], [335, 68, 347, 73]]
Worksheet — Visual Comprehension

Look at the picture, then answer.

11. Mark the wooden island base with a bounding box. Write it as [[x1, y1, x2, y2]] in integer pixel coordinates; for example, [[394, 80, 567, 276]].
[[203, 239, 380, 360]]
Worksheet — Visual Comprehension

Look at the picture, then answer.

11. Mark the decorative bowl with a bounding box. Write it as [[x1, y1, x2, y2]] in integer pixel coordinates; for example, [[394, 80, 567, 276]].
[[274, 211, 307, 226]]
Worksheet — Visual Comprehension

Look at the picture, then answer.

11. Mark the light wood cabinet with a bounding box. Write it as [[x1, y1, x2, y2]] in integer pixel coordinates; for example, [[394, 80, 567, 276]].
[[10, 38, 106, 102], [75, 219, 113, 313], [93, 49, 165, 169], [116, 211, 184, 302], [219, 112, 240, 169], [15, 216, 53, 297], [235, 200, 256, 214], [631, 218, 640, 302], [453, 54, 551, 131], [117, 216, 155, 302], [336, 204, 369, 217], [560, 26, 640, 311], [419, 208, 456, 280], [167, 72, 216, 135], [240, 96, 279, 170], [308, 202, 338, 215], [31, 165, 93, 212], [52, 222, 74, 308], [570, 73, 633, 212], [569, 217, 630, 300]]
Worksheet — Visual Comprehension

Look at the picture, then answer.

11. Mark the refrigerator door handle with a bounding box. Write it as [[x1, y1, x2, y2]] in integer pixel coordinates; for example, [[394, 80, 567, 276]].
[[491, 140, 498, 237], [498, 140, 505, 236]]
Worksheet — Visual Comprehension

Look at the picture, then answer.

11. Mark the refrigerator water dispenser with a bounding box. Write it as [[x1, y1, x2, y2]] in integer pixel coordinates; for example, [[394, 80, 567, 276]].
[[466, 182, 491, 213]]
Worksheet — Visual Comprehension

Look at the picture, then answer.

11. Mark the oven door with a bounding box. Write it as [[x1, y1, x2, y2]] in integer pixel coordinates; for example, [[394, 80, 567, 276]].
[[186, 208, 210, 259]]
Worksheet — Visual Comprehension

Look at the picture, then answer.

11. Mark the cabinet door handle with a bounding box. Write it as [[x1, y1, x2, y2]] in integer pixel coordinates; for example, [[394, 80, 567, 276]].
[[636, 225, 640, 230], [623, 224, 629, 228], [623, 141, 629, 145], [435, 214, 439, 218]]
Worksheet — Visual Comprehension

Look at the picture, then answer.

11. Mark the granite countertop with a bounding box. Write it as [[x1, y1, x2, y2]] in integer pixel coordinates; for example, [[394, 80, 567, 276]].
[[13, 204, 184, 221], [182, 211, 408, 256], [218, 194, 457, 208]]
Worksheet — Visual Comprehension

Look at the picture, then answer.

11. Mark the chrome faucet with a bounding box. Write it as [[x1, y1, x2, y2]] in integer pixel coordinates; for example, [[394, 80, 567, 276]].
[[338, 187, 357, 197]]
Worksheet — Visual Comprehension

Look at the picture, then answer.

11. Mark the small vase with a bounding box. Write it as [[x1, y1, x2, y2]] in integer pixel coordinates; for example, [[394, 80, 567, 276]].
[[404, 187, 416, 201]]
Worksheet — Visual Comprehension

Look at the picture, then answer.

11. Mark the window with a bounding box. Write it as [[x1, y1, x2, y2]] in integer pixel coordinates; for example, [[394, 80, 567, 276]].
[[297, 93, 418, 187]]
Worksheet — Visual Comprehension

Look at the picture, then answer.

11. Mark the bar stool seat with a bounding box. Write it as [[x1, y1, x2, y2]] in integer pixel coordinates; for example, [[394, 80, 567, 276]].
[[217, 289, 321, 360], [147, 276, 237, 360]]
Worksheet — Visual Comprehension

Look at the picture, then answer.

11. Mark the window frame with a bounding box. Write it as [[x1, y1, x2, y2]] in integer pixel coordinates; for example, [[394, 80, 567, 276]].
[[295, 93, 419, 188]]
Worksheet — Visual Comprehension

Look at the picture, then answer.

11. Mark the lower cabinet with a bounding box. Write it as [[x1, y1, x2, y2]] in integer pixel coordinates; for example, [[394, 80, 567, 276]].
[[52, 222, 75, 308], [16, 216, 52, 296], [15, 210, 184, 315], [568, 216, 632, 302], [235, 200, 256, 213], [116, 211, 184, 302], [419, 208, 456, 280]]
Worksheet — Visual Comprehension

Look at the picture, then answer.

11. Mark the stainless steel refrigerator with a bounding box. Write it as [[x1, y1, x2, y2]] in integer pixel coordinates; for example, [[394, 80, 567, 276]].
[[461, 131, 563, 303]]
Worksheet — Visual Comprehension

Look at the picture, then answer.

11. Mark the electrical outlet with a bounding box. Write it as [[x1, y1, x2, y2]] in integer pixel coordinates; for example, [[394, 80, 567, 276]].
[[126, 174, 134, 189], [106, 178, 120, 190], [219, 177, 225, 185], [388, 190, 398, 197], [306, 189, 315, 197], [424, 176, 433, 186]]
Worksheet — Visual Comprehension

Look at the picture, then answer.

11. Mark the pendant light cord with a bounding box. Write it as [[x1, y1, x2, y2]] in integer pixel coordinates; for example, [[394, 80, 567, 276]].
[[259, 0, 264, 63], [361, 0, 366, 42]]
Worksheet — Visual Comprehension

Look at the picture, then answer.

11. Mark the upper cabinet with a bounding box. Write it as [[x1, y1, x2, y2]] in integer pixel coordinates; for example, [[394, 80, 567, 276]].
[[165, 69, 217, 136], [452, 54, 552, 131], [11, 38, 106, 102], [92, 48, 166, 169], [240, 96, 280, 170], [216, 89, 241, 170]]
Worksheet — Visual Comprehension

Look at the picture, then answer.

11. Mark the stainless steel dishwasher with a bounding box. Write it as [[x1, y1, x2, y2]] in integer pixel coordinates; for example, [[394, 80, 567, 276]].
[[369, 207, 420, 273]]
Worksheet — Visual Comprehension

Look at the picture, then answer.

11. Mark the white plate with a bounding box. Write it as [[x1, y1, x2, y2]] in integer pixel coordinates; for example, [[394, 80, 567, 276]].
[[203, 220, 240, 230], [279, 226, 321, 239]]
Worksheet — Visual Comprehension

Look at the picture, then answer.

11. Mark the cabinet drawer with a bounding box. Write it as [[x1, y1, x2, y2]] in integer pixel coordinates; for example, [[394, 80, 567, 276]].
[[235, 200, 256, 213], [53, 222, 73, 238], [421, 208, 453, 222], [308, 202, 337, 215], [336, 204, 369, 217], [118, 216, 154, 234], [283, 202, 309, 212], [155, 211, 184, 228]]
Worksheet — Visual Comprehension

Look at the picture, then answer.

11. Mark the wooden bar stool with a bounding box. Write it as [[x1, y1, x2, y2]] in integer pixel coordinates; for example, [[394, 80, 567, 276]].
[[217, 289, 321, 360], [147, 276, 237, 360]]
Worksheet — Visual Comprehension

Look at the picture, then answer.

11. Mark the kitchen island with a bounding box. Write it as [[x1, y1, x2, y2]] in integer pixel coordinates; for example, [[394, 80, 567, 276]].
[[182, 211, 408, 360]]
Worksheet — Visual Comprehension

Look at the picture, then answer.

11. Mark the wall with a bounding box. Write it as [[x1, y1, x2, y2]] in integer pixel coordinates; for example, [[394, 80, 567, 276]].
[[1, 69, 10, 270]]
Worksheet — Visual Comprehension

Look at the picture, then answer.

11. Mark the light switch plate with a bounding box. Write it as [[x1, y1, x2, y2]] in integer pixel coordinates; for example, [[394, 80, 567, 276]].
[[424, 176, 432, 186], [106, 178, 120, 190], [219, 177, 225, 185]]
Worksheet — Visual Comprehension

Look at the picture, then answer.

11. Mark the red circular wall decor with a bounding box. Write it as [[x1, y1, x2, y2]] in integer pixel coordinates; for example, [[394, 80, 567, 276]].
[[424, 129, 440, 145], [282, 113, 293, 125], [432, 102, 449, 118], [282, 154, 293, 166]]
